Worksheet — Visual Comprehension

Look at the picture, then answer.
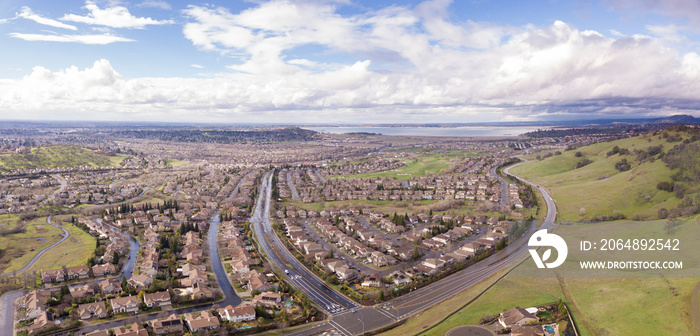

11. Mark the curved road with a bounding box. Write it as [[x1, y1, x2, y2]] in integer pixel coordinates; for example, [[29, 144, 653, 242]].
[[0, 216, 69, 278]]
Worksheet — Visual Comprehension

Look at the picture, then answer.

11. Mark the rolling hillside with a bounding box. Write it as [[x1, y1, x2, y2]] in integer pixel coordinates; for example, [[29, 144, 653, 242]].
[[0, 145, 127, 172], [510, 128, 700, 221]]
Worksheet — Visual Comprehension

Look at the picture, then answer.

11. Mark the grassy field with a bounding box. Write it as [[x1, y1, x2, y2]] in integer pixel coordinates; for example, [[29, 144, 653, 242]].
[[0, 216, 96, 274], [329, 153, 463, 180], [509, 134, 687, 221], [0, 216, 62, 274], [166, 158, 190, 168], [29, 221, 96, 271], [0, 145, 128, 172]]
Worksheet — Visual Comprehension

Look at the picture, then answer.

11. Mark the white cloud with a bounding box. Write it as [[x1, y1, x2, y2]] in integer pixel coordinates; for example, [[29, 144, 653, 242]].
[[8, 32, 134, 44], [2, 1, 700, 122], [18, 7, 78, 30], [190, 64, 203, 68], [61, 1, 174, 29], [136, 1, 172, 11], [646, 24, 687, 43]]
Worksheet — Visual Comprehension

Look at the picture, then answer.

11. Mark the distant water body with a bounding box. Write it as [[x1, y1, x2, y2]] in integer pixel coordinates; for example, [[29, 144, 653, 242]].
[[304, 126, 547, 137]]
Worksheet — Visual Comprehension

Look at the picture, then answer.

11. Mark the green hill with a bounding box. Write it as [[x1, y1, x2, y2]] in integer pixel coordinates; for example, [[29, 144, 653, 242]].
[[0, 145, 127, 172], [510, 128, 700, 221]]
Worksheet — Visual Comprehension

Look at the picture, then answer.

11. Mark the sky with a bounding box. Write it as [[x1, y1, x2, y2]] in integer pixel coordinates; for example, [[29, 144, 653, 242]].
[[0, 0, 699, 124]]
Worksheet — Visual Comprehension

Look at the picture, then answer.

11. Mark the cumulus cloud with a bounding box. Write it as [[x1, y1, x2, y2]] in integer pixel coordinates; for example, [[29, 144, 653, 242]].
[[9, 32, 134, 44], [2, 0, 700, 122], [18, 6, 78, 30], [62, 1, 174, 29]]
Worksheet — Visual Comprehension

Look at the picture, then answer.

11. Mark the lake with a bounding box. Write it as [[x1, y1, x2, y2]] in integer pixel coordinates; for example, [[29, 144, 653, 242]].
[[303, 126, 546, 137]]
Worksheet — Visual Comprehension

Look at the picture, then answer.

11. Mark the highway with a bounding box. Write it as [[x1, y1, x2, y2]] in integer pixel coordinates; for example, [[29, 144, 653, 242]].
[[250, 172, 358, 316], [250, 163, 558, 336]]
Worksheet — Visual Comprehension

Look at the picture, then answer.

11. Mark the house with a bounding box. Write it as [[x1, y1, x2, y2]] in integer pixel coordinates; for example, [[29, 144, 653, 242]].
[[85, 330, 110, 336], [390, 271, 411, 286], [77, 301, 108, 320], [191, 282, 215, 301], [20, 290, 51, 319], [253, 291, 282, 308], [40, 269, 65, 283], [92, 263, 117, 277], [499, 307, 538, 328], [361, 273, 383, 288], [99, 279, 122, 295], [27, 311, 56, 335], [113, 322, 149, 336], [185, 311, 220, 332], [69, 284, 95, 299], [150, 314, 184, 335], [128, 274, 153, 289], [66, 265, 90, 280], [510, 325, 545, 336], [218, 304, 256, 322], [110, 295, 140, 314], [143, 291, 171, 307]]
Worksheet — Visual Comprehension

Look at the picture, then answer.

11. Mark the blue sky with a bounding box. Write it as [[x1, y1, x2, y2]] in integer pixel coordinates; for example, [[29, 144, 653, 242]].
[[0, 0, 699, 123]]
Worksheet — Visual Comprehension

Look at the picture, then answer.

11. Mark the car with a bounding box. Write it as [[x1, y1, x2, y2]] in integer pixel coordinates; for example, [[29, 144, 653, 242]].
[[284, 269, 289, 274]]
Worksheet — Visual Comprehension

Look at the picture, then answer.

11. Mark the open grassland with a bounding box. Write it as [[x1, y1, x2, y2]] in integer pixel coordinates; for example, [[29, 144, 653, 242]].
[[329, 153, 466, 180], [29, 221, 96, 271], [0, 145, 128, 172], [562, 277, 697, 336], [510, 134, 688, 221], [0, 216, 62, 274]]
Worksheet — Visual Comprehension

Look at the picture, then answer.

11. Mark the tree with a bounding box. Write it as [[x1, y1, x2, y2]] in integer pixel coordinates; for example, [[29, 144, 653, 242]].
[[412, 246, 420, 260]]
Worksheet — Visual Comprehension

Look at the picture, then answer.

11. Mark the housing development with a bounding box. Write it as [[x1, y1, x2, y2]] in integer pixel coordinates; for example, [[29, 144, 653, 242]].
[[0, 119, 697, 336]]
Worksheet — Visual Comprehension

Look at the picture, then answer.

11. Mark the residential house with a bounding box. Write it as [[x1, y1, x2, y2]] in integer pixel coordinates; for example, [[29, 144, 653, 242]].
[[499, 307, 538, 328], [218, 305, 256, 322], [150, 314, 184, 335], [69, 284, 95, 299], [66, 265, 90, 280], [128, 274, 153, 289], [361, 273, 383, 288], [113, 322, 149, 336], [99, 279, 122, 295], [40, 269, 65, 283], [253, 291, 282, 308], [143, 291, 171, 307], [92, 263, 117, 277], [510, 325, 546, 336], [110, 295, 140, 314], [20, 290, 51, 319], [27, 311, 56, 335], [185, 311, 220, 332], [191, 282, 215, 301], [77, 301, 108, 320]]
